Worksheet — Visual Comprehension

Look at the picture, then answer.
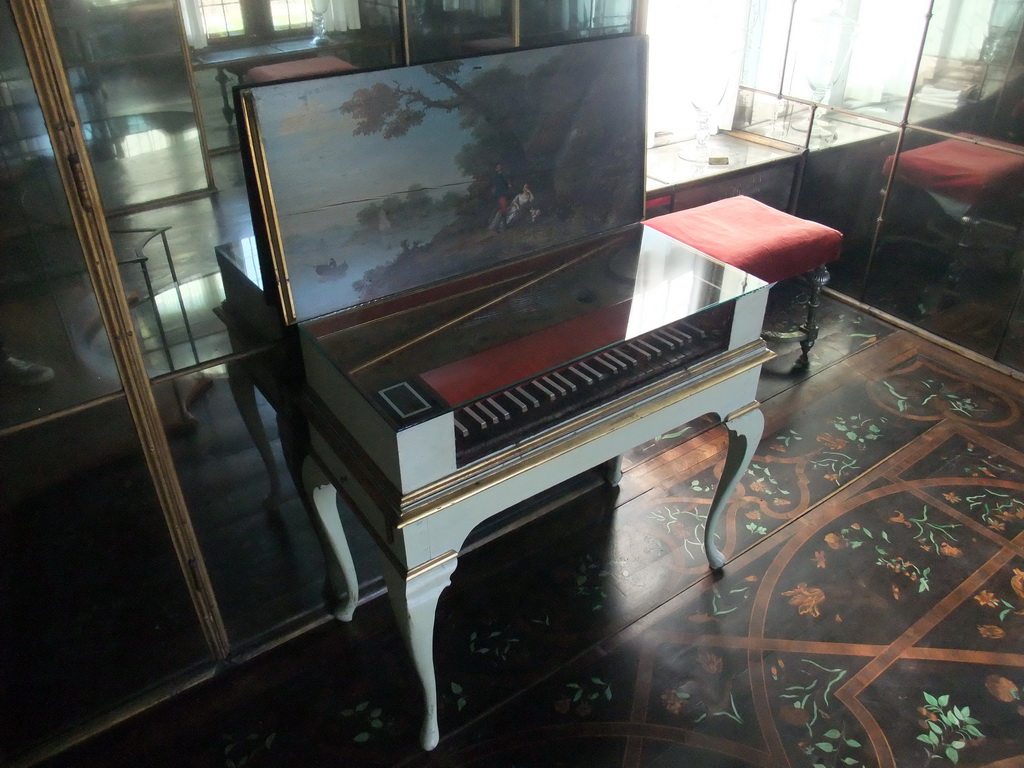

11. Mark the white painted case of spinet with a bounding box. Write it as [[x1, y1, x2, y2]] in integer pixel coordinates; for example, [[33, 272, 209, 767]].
[[233, 34, 773, 751]]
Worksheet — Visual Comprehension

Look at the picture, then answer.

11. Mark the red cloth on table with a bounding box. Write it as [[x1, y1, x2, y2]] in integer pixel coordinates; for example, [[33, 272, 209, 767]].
[[882, 134, 1024, 206], [246, 56, 357, 83], [643, 196, 842, 284], [421, 302, 632, 406]]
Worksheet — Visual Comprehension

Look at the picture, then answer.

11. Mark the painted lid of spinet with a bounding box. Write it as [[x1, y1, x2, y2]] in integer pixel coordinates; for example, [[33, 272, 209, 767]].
[[236, 35, 648, 326], [302, 224, 768, 426]]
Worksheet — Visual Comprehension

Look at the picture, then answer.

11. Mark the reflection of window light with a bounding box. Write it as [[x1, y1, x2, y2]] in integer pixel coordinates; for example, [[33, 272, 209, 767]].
[[626, 233, 703, 338], [239, 236, 264, 288], [442, 0, 503, 17], [198, 0, 245, 38], [644, 0, 747, 144], [115, 127, 198, 160], [270, 0, 313, 31], [670, 271, 697, 312], [3, 135, 51, 164], [843, 0, 922, 106], [122, 129, 170, 158], [626, 267, 697, 338], [153, 274, 225, 327], [926, 0, 992, 61], [178, 274, 226, 317]]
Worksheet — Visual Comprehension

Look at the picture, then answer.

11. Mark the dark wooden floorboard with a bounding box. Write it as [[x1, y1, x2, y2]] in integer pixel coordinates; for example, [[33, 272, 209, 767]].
[[25, 283, 1024, 768]]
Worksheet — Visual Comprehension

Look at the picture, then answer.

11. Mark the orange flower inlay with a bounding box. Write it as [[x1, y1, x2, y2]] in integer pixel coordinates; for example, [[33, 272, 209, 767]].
[[939, 541, 963, 557], [975, 590, 999, 607], [978, 624, 1007, 639], [985, 674, 1020, 703], [1012, 569, 1024, 601], [816, 433, 847, 450], [824, 533, 847, 550], [889, 510, 911, 527], [782, 583, 825, 618], [698, 650, 723, 674]]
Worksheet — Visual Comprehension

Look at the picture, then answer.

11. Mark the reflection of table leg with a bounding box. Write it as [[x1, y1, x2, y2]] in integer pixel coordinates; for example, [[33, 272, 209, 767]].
[[381, 552, 458, 751], [302, 457, 359, 621], [215, 66, 235, 129], [704, 403, 764, 570], [226, 359, 282, 510]]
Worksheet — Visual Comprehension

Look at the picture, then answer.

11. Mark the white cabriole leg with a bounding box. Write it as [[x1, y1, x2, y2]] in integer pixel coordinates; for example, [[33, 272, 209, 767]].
[[382, 554, 458, 751], [602, 456, 618, 487], [603, 455, 623, 487], [302, 456, 359, 622], [704, 405, 764, 571]]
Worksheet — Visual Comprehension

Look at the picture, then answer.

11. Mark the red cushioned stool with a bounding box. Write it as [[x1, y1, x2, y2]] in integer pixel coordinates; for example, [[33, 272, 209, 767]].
[[246, 55, 357, 84], [645, 195, 842, 370]]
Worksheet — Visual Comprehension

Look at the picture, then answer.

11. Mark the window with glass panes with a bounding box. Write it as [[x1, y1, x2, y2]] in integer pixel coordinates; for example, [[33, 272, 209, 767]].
[[198, 0, 312, 40]]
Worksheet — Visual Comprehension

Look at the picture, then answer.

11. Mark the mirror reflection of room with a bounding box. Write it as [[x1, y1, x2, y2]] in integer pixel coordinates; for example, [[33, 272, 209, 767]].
[[11, 0, 1024, 763], [725, 0, 1024, 371], [0, 4, 126, 429], [909, 0, 1024, 145]]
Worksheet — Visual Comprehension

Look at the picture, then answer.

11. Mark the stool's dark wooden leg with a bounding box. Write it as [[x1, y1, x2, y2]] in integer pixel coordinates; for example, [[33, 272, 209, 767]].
[[795, 264, 830, 371]]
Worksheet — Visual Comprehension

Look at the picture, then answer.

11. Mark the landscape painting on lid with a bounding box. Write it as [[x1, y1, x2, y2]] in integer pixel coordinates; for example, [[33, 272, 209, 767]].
[[241, 35, 647, 322]]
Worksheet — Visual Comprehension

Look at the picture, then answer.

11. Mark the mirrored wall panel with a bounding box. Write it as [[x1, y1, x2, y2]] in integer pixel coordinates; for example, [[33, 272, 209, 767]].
[[742, 0, 928, 122], [156, 364, 359, 643], [1, 4, 126, 429], [908, 0, 1024, 147], [740, 0, 795, 96], [734, 89, 899, 150], [406, 0, 515, 61], [48, 0, 211, 211], [795, 121, 897, 295], [865, 128, 1024, 358], [787, 0, 925, 118], [520, 0, 632, 46], [404, 0, 634, 64], [746, 0, 1024, 374], [190, 13, 400, 157], [997, 271, 1024, 369], [103, 162, 258, 378], [732, 90, 802, 145], [0, 399, 211, 759], [3, 6, 212, 760]]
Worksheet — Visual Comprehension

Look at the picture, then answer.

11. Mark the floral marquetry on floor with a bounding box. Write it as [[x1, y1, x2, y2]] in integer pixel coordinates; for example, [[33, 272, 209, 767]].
[[40, 287, 1024, 768]]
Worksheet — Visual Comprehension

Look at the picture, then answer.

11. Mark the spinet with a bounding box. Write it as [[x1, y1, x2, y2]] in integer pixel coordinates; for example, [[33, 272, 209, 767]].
[[301, 223, 767, 491], [230, 36, 773, 750]]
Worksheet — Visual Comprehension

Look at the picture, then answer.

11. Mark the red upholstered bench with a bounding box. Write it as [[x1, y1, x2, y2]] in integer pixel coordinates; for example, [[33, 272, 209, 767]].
[[645, 196, 842, 370], [883, 133, 1024, 207], [246, 55, 357, 84], [880, 135, 1024, 283]]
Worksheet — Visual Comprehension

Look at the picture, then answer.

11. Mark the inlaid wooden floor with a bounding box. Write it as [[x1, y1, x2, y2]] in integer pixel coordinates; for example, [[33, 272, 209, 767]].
[[37, 287, 1024, 768]]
